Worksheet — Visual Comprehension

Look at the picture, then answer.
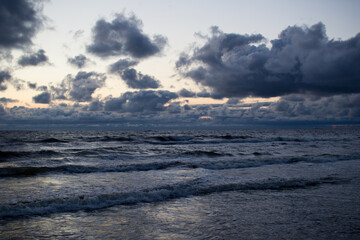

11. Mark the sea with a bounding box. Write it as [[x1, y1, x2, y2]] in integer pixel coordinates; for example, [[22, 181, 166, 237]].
[[0, 128, 360, 239]]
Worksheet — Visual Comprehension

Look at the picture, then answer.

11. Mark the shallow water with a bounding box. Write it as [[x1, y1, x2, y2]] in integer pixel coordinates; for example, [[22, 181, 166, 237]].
[[0, 128, 360, 239]]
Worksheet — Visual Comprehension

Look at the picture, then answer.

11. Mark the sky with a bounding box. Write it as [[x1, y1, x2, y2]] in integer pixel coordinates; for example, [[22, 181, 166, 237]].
[[1, 0, 360, 129]]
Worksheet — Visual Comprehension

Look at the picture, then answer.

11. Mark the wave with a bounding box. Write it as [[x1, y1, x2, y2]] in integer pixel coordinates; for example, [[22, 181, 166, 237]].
[[216, 135, 252, 140], [0, 150, 22, 159], [0, 176, 343, 218], [146, 135, 194, 143], [77, 136, 134, 143], [10, 136, 134, 144], [100, 136, 133, 142], [1, 133, 356, 148], [0, 150, 59, 161], [0, 161, 184, 178], [2, 153, 359, 178], [183, 150, 232, 158], [143, 135, 356, 146], [189, 154, 360, 170], [38, 138, 67, 143]]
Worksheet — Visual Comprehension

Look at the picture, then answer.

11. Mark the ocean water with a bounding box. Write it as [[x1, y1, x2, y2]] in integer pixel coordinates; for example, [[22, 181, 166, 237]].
[[0, 128, 360, 239]]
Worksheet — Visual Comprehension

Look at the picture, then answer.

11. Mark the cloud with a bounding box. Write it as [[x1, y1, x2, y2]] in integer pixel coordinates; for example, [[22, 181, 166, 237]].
[[195, 90, 223, 99], [1, 92, 360, 129], [51, 71, 106, 102], [73, 30, 84, 39], [87, 13, 167, 58], [0, 0, 44, 49], [269, 94, 360, 119], [0, 49, 12, 62], [119, 68, 160, 89], [226, 98, 240, 105], [178, 88, 196, 98], [18, 49, 49, 67], [37, 85, 47, 91], [33, 92, 51, 104], [108, 58, 138, 73], [87, 99, 104, 111], [28, 82, 37, 89], [0, 104, 6, 116], [108, 59, 159, 89], [104, 90, 178, 112], [0, 97, 18, 103], [0, 70, 11, 91], [177, 23, 360, 98], [67, 54, 90, 68], [9, 78, 26, 91]]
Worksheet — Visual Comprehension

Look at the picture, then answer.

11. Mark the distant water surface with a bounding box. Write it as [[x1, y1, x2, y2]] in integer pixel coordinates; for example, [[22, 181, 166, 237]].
[[0, 128, 359, 239]]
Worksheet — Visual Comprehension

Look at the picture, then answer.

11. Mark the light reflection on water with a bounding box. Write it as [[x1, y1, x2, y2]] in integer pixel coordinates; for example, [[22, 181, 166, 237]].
[[1, 179, 359, 240]]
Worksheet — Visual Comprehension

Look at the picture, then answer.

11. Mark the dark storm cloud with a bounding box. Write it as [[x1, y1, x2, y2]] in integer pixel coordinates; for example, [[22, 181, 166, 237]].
[[0, 104, 6, 116], [87, 99, 104, 111], [52, 71, 106, 102], [0, 70, 11, 91], [50, 83, 67, 100], [0, 0, 44, 49], [108, 58, 139, 73], [65, 72, 106, 102], [177, 23, 360, 98], [18, 49, 49, 67], [183, 104, 192, 111], [226, 98, 240, 105], [196, 90, 223, 99], [108, 59, 159, 89], [178, 88, 196, 98], [104, 90, 178, 112], [33, 91, 51, 104], [87, 13, 167, 58], [67, 54, 90, 68], [269, 94, 360, 119], [120, 68, 160, 89]]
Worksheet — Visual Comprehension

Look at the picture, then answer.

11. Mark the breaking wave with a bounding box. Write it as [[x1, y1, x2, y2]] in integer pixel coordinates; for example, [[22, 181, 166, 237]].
[[0, 176, 343, 218]]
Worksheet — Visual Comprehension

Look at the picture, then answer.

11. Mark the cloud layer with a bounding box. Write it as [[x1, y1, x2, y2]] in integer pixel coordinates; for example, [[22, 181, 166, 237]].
[[2, 92, 360, 129], [177, 23, 360, 98], [104, 90, 178, 112]]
